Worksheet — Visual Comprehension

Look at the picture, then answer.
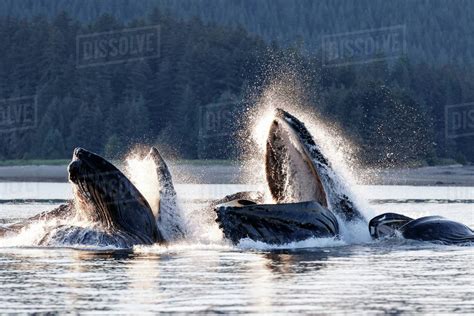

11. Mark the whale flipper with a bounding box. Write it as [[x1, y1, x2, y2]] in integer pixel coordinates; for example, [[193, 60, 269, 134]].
[[145, 147, 186, 241]]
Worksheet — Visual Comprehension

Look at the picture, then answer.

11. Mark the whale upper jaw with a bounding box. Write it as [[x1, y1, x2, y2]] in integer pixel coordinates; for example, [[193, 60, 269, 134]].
[[145, 147, 186, 241], [68, 147, 162, 244]]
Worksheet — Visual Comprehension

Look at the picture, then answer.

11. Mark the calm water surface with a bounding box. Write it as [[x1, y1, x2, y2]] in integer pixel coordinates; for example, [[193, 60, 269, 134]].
[[0, 182, 473, 314]]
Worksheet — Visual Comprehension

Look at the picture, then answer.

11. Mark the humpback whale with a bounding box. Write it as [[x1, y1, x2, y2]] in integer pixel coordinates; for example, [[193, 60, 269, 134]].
[[1, 117, 469, 248], [265, 108, 364, 222], [0, 148, 164, 248], [369, 213, 474, 245], [215, 108, 365, 244], [214, 108, 473, 246]]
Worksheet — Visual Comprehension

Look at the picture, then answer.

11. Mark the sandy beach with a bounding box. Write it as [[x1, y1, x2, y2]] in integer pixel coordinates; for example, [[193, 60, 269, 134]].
[[0, 163, 472, 186]]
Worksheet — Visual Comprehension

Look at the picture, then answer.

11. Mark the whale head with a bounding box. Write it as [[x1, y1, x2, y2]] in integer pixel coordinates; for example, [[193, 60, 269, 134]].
[[68, 147, 162, 244], [266, 108, 365, 222], [266, 108, 329, 206]]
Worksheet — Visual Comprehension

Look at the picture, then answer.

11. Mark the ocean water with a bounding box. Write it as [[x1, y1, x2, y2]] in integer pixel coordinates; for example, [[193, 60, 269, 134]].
[[0, 182, 472, 313]]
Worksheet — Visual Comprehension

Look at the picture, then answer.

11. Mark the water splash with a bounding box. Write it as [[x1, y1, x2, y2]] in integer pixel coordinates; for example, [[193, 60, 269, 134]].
[[0, 216, 102, 248], [0, 73, 377, 249], [125, 147, 161, 218], [125, 147, 223, 243], [240, 75, 376, 240], [134, 241, 234, 254], [0, 220, 51, 247], [125, 147, 190, 241]]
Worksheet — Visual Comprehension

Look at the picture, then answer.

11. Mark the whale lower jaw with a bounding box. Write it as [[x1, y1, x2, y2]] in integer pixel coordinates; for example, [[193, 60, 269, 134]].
[[216, 201, 339, 245], [145, 147, 186, 242]]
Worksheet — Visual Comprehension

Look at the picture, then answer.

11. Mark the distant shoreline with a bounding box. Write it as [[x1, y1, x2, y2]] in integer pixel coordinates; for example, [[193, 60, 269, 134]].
[[0, 159, 238, 167], [0, 164, 473, 186]]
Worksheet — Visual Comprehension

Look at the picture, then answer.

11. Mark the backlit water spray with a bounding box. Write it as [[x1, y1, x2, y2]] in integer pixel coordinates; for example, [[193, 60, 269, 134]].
[[240, 75, 375, 244], [124, 146, 225, 245], [125, 147, 161, 218]]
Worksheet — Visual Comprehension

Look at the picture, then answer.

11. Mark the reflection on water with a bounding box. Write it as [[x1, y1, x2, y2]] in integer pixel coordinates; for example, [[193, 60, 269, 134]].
[[0, 183, 473, 313], [0, 244, 472, 313]]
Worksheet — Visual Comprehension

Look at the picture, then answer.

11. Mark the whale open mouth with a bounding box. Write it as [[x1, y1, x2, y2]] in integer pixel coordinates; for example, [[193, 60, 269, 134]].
[[265, 109, 365, 222], [266, 108, 329, 207], [68, 147, 160, 243], [215, 108, 364, 244]]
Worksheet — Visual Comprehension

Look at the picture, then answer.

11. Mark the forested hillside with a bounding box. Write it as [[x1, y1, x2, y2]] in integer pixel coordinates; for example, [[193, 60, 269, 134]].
[[0, 0, 473, 65], [0, 7, 472, 165]]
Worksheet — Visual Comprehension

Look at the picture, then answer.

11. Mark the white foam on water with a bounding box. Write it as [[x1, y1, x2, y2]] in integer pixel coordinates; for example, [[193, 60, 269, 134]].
[[337, 217, 373, 244], [238, 236, 346, 250], [0, 216, 95, 248], [0, 221, 51, 247], [134, 240, 234, 254], [125, 148, 232, 244]]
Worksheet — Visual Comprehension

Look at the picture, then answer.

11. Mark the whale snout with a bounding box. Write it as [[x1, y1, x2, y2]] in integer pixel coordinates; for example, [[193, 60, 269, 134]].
[[73, 147, 94, 162], [274, 108, 287, 119], [73, 147, 86, 159], [68, 160, 82, 184], [69, 147, 89, 184], [68, 148, 100, 184]]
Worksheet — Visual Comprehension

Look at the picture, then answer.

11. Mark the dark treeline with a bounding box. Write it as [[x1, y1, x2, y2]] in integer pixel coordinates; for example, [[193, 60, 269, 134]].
[[1, 0, 473, 65], [0, 10, 268, 160], [0, 10, 472, 166]]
